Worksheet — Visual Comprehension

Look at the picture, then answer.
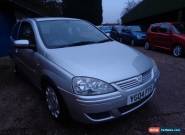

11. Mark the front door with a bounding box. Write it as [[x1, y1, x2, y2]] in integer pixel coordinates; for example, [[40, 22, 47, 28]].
[[17, 21, 40, 86], [157, 23, 172, 50]]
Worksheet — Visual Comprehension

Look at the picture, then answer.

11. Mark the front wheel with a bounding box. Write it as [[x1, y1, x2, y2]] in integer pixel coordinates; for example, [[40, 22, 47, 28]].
[[144, 41, 151, 50], [119, 38, 123, 43], [45, 85, 68, 121], [172, 45, 183, 57], [131, 39, 135, 46]]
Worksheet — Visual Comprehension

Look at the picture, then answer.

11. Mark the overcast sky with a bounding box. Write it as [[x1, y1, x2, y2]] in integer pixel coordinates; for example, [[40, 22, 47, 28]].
[[102, 0, 140, 24]]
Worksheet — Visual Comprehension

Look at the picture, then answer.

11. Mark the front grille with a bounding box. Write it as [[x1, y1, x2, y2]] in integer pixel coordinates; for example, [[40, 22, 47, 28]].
[[116, 69, 152, 90], [142, 70, 152, 83]]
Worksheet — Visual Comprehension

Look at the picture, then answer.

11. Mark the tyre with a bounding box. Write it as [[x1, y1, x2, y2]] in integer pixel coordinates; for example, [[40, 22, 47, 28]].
[[119, 38, 123, 43], [172, 45, 183, 57], [13, 63, 19, 74], [131, 39, 135, 46], [44, 84, 69, 121], [144, 41, 150, 50]]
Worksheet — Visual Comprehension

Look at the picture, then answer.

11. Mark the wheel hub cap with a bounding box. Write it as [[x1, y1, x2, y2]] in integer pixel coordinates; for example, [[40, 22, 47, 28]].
[[174, 46, 182, 56], [145, 42, 149, 49], [46, 87, 60, 118], [131, 40, 134, 45]]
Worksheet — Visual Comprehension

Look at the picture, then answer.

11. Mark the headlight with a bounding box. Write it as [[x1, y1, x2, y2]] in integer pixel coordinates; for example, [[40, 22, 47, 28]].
[[136, 34, 142, 39], [152, 59, 159, 76], [72, 77, 116, 96]]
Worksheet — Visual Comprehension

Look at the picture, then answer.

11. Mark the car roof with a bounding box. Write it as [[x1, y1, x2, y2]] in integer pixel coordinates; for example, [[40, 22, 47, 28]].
[[23, 17, 81, 22], [127, 25, 140, 27], [113, 25, 125, 28], [150, 22, 176, 26]]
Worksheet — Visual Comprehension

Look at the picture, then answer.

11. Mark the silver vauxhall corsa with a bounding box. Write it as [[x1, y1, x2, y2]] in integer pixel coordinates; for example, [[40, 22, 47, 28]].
[[10, 18, 160, 123]]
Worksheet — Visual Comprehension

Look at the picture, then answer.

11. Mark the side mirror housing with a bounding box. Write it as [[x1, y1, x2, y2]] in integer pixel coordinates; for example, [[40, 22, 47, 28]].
[[14, 40, 33, 49]]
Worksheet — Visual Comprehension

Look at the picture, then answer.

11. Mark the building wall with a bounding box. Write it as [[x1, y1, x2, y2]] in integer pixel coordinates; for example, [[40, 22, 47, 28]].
[[125, 9, 184, 25], [0, 2, 16, 57], [122, 0, 185, 25]]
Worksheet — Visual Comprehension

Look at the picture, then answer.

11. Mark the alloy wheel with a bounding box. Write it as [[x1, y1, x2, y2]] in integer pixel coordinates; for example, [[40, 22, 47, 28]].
[[119, 38, 123, 43], [45, 86, 61, 119], [131, 40, 135, 46], [173, 45, 183, 57], [144, 42, 150, 50]]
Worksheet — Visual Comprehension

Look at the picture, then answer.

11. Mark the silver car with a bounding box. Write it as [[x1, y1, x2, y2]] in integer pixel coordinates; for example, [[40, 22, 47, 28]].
[[10, 18, 160, 123]]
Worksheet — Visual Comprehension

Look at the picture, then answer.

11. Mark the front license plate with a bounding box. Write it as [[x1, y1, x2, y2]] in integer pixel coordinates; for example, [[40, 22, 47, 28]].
[[127, 85, 153, 105]]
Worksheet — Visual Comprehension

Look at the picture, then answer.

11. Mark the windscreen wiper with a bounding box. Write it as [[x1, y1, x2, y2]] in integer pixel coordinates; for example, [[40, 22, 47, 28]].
[[96, 39, 113, 43], [58, 40, 112, 48], [62, 41, 97, 48]]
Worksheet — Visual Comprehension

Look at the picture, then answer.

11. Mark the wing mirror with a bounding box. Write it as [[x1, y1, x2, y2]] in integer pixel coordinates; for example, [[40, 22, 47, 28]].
[[13, 40, 34, 49]]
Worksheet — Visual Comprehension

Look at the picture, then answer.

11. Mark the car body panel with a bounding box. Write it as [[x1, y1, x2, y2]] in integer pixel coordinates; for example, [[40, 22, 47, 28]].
[[147, 22, 185, 51], [46, 41, 152, 83], [10, 18, 160, 123], [111, 25, 146, 45]]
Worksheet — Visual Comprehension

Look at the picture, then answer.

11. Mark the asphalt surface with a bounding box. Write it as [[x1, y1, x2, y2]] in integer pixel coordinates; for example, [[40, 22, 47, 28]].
[[0, 47, 185, 135]]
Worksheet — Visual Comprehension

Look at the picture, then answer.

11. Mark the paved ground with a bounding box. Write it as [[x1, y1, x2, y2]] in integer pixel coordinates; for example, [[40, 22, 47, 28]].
[[0, 47, 185, 135]]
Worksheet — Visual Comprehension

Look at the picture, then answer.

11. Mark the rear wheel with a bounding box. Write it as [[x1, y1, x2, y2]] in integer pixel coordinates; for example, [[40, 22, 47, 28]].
[[13, 62, 19, 74], [172, 45, 183, 57], [144, 41, 151, 50]]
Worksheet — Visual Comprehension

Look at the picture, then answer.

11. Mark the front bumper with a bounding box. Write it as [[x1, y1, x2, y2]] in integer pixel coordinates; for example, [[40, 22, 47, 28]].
[[60, 72, 160, 123], [134, 38, 146, 45]]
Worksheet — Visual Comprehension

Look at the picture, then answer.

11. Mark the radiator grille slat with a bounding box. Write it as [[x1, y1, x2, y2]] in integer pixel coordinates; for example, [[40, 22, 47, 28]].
[[116, 69, 152, 90]]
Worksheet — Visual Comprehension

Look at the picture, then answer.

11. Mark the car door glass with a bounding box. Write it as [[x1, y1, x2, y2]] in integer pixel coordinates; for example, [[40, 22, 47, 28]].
[[159, 24, 170, 34], [18, 22, 36, 46], [151, 26, 159, 33], [112, 27, 118, 33], [124, 27, 130, 33]]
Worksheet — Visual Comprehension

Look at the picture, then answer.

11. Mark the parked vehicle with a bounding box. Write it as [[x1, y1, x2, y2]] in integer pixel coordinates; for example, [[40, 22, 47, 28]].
[[111, 25, 146, 46], [110, 25, 125, 41], [97, 25, 112, 36], [145, 22, 185, 57], [10, 18, 160, 123]]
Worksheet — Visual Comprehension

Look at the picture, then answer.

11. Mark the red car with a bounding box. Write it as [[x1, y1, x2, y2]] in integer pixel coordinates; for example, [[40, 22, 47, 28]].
[[145, 22, 185, 57]]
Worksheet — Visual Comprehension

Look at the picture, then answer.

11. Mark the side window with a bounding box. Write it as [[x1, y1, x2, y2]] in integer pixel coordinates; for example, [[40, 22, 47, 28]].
[[124, 27, 130, 33], [112, 27, 117, 33], [121, 27, 126, 32], [11, 22, 21, 40], [159, 23, 170, 33], [18, 22, 36, 45], [151, 26, 158, 33]]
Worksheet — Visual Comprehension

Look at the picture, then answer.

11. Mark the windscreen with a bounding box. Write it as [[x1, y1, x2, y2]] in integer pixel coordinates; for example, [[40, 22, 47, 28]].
[[37, 20, 110, 49], [128, 26, 142, 32]]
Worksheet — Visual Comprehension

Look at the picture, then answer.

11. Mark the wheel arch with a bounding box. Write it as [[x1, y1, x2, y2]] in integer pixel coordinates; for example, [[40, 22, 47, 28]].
[[41, 74, 70, 120], [41, 75, 57, 90], [171, 42, 183, 49]]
